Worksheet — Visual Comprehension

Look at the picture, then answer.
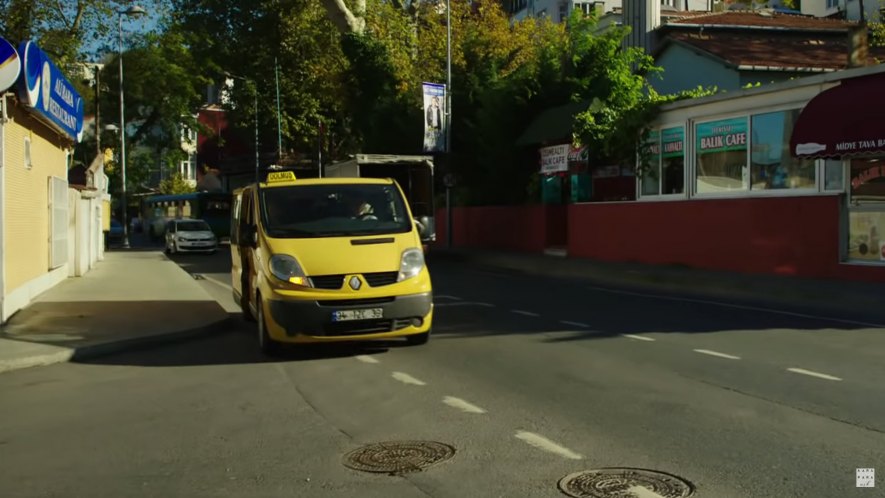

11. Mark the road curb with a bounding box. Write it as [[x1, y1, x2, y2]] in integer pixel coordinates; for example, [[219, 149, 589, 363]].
[[0, 315, 236, 375]]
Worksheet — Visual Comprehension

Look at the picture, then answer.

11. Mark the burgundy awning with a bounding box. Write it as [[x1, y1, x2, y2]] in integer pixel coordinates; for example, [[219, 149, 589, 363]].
[[790, 72, 885, 159]]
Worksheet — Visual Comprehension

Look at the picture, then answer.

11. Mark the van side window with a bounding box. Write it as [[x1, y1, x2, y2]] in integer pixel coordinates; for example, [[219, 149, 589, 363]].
[[239, 189, 254, 237], [230, 193, 242, 244]]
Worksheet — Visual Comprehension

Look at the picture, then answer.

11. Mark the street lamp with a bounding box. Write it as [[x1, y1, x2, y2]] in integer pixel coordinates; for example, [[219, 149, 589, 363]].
[[118, 4, 147, 249]]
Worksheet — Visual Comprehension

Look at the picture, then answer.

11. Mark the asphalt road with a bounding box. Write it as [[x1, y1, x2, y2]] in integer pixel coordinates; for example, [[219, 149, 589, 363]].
[[0, 246, 882, 498]]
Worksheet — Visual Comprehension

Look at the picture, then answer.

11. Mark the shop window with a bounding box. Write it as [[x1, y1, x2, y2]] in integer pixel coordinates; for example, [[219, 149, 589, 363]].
[[695, 117, 748, 193], [849, 158, 885, 204], [750, 110, 815, 190], [824, 159, 844, 191], [640, 130, 660, 196], [662, 127, 685, 194], [847, 158, 885, 262], [639, 126, 685, 197], [848, 210, 885, 262]]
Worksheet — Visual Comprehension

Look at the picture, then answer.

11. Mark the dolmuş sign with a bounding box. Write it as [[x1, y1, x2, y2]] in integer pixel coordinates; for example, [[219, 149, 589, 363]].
[[16, 41, 84, 142]]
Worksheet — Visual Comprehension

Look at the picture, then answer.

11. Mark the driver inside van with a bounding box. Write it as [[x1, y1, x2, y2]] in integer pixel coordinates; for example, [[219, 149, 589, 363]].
[[351, 198, 378, 220]]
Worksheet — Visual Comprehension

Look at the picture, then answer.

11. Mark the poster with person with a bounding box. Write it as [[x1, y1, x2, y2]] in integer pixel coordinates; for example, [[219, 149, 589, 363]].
[[422, 82, 446, 153]]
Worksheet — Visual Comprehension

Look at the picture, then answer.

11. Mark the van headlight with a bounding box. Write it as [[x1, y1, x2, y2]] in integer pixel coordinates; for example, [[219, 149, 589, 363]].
[[269, 254, 310, 286], [397, 248, 425, 282]]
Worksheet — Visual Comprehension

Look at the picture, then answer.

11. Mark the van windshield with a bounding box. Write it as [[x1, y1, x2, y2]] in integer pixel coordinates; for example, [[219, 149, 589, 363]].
[[260, 183, 412, 238]]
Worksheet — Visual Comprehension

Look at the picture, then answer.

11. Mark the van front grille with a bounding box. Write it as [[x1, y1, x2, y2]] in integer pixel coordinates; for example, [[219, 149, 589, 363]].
[[322, 318, 416, 336], [309, 274, 345, 289], [325, 319, 393, 336], [318, 297, 395, 307], [364, 271, 399, 287]]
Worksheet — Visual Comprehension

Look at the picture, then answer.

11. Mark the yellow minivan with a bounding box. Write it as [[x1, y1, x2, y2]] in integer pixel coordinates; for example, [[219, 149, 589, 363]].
[[231, 170, 433, 354]]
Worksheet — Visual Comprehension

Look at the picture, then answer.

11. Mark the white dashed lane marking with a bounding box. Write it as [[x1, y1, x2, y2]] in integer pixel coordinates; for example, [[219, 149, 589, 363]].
[[560, 320, 589, 328], [355, 355, 379, 364], [586, 285, 885, 328], [435, 295, 462, 301], [442, 396, 487, 414], [514, 431, 583, 460], [391, 372, 427, 386], [622, 334, 656, 342], [787, 367, 842, 381], [693, 349, 741, 360], [511, 310, 540, 317]]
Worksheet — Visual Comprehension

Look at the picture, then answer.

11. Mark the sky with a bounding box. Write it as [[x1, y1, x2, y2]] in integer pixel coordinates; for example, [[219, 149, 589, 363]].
[[82, 6, 163, 63]]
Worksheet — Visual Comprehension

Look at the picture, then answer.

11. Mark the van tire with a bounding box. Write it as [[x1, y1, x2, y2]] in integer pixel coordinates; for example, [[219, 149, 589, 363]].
[[257, 295, 281, 356], [241, 277, 255, 322], [406, 330, 430, 346]]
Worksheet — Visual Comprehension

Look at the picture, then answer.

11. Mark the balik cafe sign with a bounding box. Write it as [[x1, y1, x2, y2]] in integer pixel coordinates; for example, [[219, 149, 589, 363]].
[[0, 37, 83, 142]]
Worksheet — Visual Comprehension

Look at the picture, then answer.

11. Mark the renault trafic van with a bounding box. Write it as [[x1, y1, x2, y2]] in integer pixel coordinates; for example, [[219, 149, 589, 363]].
[[231, 170, 433, 354]]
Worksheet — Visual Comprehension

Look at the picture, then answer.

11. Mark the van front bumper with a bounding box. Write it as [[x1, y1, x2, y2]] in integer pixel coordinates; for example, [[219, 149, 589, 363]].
[[267, 292, 433, 338]]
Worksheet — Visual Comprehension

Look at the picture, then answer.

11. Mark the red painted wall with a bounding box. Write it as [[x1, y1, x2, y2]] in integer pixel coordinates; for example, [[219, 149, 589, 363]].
[[435, 205, 550, 253], [568, 195, 885, 282], [434, 196, 885, 282]]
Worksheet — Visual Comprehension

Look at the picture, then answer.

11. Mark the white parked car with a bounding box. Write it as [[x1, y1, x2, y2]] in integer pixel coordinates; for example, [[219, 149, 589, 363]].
[[164, 218, 218, 254]]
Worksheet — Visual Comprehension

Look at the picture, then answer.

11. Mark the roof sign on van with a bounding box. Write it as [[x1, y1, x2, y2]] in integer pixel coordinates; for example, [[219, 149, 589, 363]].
[[266, 171, 296, 183]]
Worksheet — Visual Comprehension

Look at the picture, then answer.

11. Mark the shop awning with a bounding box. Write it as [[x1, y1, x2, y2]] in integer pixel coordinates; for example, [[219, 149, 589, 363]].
[[791, 72, 885, 159]]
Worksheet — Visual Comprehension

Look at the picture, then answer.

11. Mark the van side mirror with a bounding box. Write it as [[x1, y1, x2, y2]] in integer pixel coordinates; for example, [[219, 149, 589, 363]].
[[414, 216, 433, 240], [240, 224, 258, 247]]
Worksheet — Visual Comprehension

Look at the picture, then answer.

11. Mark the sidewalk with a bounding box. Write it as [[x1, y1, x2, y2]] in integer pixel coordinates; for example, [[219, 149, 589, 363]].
[[429, 247, 885, 324], [0, 250, 233, 374]]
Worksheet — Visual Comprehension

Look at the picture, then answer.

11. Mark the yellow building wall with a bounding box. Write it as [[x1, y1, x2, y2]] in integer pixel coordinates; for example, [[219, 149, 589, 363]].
[[4, 100, 70, 293]]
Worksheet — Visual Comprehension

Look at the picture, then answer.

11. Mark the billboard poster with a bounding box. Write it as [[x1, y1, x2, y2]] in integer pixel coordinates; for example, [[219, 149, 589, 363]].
[[422, 82, 446, 153]]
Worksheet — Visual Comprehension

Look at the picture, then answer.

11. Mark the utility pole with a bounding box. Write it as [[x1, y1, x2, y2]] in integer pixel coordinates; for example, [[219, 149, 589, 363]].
[[445, 0, 453, 249], [254, 88, 259, 183], [318, 118, 323, 178], [275, 57, 282, 164], [95, 65, 101, 160]]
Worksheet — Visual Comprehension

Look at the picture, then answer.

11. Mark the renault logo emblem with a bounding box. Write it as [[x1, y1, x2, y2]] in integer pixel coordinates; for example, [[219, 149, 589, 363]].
[[349, 276, 362, 290]]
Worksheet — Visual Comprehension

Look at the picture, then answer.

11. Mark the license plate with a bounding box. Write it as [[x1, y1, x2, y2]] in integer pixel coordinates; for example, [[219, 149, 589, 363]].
[[332, 308, 383, 322]]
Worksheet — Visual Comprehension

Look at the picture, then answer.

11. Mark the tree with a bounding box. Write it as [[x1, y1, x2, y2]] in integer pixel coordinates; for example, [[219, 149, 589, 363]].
[[0, 0, 127, 68], [171, 0, 353, 160], [158, 172, 195, 194], [76, 28, 206, 199]]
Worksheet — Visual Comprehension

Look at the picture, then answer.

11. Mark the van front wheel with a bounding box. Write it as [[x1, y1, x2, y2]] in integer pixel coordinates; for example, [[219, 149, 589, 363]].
[[257, 296, 281, 356]]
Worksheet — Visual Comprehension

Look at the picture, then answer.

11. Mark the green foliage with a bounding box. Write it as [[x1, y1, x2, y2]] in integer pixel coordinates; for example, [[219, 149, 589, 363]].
[[870, 20, 885, 48], [0, 0, 127, 68], [159, 172, 195, 194]]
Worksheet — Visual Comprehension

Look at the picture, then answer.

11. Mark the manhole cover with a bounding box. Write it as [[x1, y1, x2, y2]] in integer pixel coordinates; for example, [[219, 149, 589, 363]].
[[342, 441, 455, 476], [558, 468, 694, 498]]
